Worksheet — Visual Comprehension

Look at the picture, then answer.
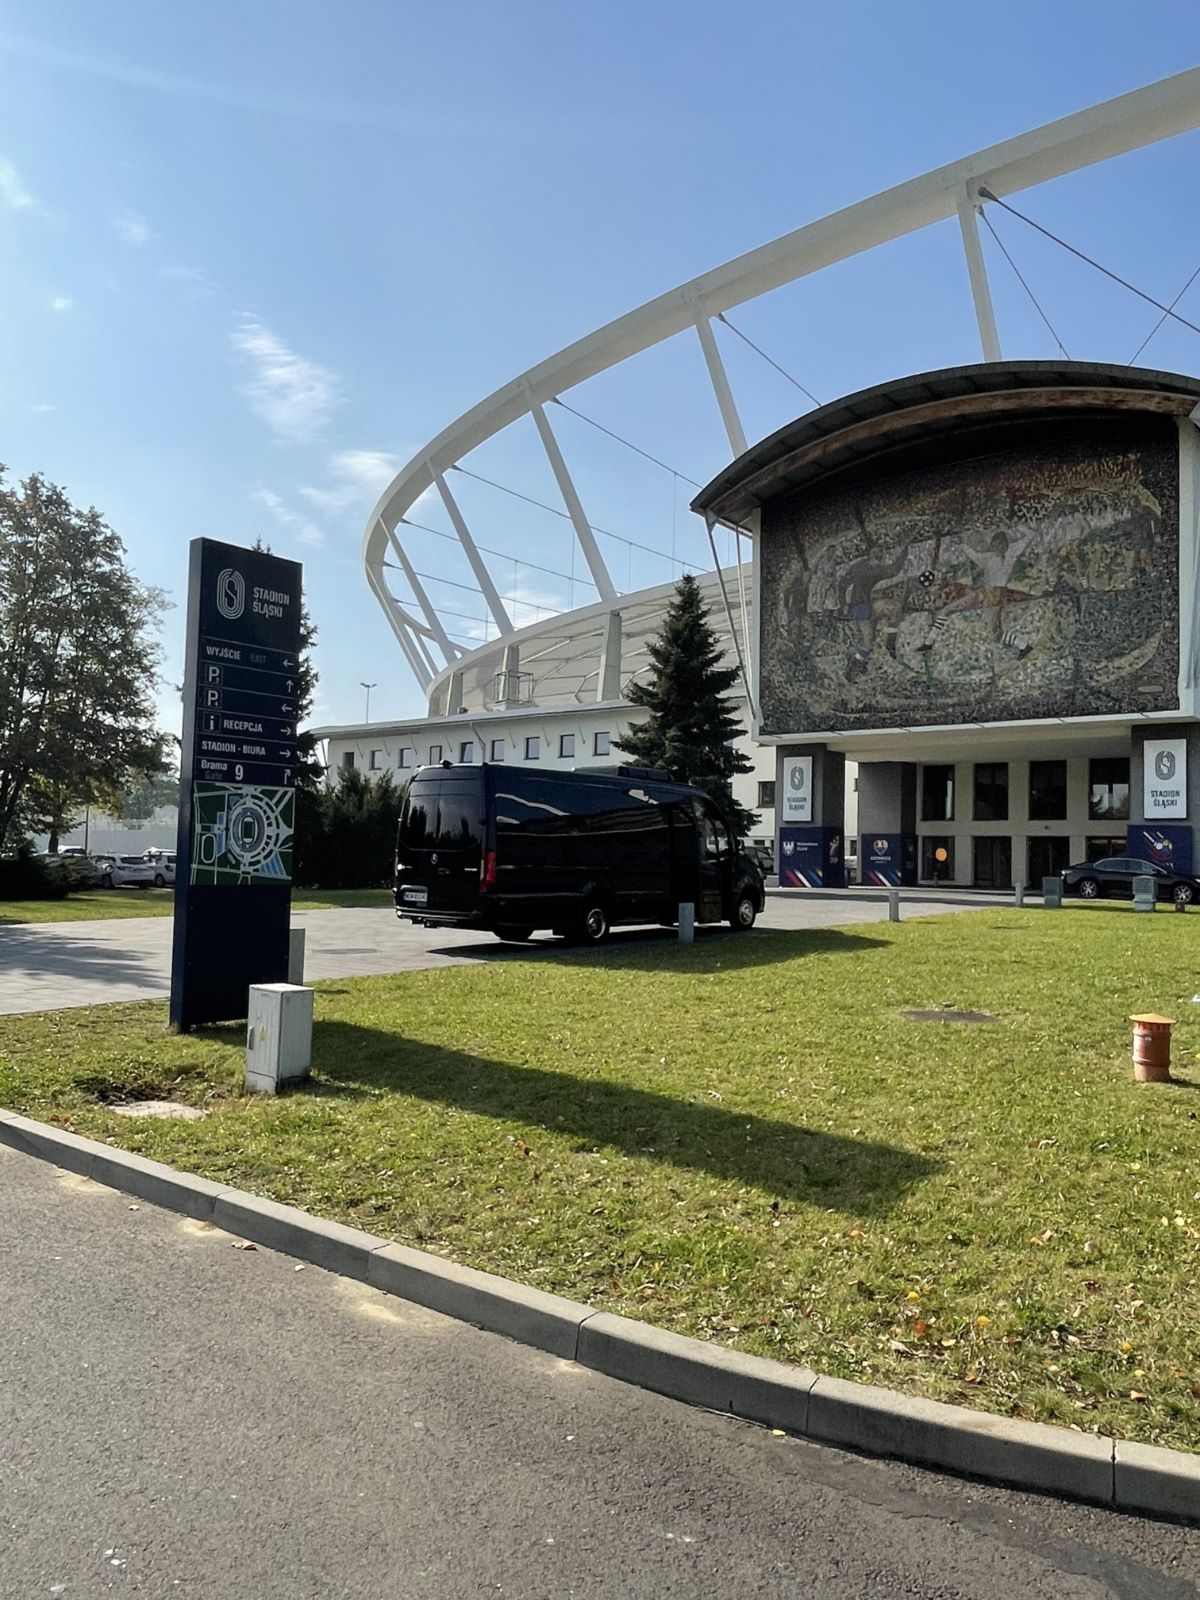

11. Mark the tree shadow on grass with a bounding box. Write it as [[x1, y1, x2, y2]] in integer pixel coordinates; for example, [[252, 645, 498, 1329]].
[[308, 1020, 938, 1214], [426, 924, 889, 973]]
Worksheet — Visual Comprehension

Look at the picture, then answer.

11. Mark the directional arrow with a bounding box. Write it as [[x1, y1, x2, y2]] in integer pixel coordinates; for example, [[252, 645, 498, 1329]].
[[280, 747, 293, 759], [281, 702, 294, 714], [285, 679, 295, 692]]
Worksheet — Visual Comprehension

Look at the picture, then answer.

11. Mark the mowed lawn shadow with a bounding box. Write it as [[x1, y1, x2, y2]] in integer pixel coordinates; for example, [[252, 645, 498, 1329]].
[[310, 1020, 938, 1213], [427, 923, 888, 973]]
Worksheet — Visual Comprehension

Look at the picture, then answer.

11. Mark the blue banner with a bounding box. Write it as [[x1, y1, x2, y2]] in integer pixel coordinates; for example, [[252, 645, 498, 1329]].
[[1127, 823, 1193, 875], [779, 826, 845, 888], [861, 833, 918, 887]]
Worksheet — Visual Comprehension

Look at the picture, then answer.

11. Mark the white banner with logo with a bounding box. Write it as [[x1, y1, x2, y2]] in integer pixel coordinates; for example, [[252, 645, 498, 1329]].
[[1144, 738, 1188, 819], [781, 755, 813, 823]]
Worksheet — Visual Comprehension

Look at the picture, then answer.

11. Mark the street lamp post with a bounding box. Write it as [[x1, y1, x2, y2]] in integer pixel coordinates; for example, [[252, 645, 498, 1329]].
[[360, 681, 377, 723]]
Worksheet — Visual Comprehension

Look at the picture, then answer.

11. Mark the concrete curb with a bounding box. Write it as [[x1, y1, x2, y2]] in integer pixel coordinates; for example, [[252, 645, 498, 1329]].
[[2, 1109, 1197, 1521]]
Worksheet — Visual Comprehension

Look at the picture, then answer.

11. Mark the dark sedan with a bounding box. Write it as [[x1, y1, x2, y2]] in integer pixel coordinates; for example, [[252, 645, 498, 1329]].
[[1061, 855, 1200, 904]]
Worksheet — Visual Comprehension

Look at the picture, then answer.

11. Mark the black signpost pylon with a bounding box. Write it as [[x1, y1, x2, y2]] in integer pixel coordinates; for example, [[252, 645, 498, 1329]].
[[170, 538, 303, 1031]]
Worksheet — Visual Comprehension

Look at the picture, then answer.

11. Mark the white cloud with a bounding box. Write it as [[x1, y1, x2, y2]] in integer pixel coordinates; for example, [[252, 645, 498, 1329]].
[[50, 296, 74, 312], [30, 402, 56, 413], [456, 581, 564, 641], [231, 316, 343, 442], [299, 449, 400, 514], [0, 158, 35, 209], [162, 263, 214, 298], [252, 487, 325, 548], [115, 209, 153, 246]]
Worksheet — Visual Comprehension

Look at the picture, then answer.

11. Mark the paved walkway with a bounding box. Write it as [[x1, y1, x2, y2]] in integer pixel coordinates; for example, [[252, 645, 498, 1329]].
[[0, 891, 989, 1017], [4, 1143, 1194, 1598]]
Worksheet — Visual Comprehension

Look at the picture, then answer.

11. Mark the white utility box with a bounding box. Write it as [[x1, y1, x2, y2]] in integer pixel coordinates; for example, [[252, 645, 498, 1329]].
[[245, 982, 313, 1095]]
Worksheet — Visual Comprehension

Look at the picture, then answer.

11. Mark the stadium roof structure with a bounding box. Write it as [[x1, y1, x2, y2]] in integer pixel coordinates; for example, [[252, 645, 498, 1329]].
[[360, 68, 1200, 721]]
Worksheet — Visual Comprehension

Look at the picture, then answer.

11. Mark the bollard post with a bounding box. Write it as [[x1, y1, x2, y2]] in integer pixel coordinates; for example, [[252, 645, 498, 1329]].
[[1130, 1013, 1173, 1082], [1013, 880, 1025, 907], [678, 902, 695, 944], [887, 889, 900, 923], [245, 983, 313, 1095], [288, 927, 306, 986]]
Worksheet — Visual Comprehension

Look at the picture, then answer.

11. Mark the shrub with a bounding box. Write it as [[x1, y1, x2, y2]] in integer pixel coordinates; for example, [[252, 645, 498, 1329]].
[[0, 843, 69, 901]]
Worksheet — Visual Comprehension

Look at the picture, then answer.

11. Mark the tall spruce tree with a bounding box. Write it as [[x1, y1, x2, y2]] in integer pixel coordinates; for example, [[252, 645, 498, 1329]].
[[615, 573, 757, 836]]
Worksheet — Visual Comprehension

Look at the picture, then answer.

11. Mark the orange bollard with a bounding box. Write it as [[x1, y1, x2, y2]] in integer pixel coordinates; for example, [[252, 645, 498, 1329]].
[[1129, 1014, 1173, 1083]]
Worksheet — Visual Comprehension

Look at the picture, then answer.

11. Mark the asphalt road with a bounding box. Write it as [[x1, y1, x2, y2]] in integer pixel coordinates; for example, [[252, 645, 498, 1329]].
[[0, 889, 993, 1016], [3, 1147, 1198, 1599]]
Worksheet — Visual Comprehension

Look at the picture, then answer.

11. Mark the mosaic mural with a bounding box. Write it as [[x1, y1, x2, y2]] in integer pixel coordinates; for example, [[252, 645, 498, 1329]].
[[758, 420, 1180, 734]]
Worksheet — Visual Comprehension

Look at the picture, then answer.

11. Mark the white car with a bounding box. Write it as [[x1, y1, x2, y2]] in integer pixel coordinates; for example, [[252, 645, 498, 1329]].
[[144, 852, 176, 887], [99, 855, 157, 889]]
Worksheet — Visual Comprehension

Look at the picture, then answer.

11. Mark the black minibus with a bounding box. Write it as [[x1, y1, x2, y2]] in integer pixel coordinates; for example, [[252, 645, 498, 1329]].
[[394, 761, 764, 944]]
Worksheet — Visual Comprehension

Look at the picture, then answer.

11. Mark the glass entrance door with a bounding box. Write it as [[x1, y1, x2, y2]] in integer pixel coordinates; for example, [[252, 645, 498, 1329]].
[[973, 836, 1012, 889], [1028, 836, 1071, 885]]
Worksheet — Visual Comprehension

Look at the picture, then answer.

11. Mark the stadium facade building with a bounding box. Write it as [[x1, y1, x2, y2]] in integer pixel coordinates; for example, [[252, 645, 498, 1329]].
[[693, 361, 1200, 889], [315, 69, 1200, 889]]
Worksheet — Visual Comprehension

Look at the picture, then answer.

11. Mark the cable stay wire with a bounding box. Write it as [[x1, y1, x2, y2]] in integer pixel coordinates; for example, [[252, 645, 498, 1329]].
[[549, 397, 703, 488], [450, 463, 690, 569], [399, 515, 598, 592], [978, 209, 1071, 359], [1128, 260, 1200, 365], [715, 312, 821, 407], [977, 187, 1200, 341]]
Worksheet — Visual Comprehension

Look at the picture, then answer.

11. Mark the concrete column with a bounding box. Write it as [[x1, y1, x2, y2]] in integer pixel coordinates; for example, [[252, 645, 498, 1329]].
[[598, 610, 622, 702], [856, 762, 918, 886], [1129, 721, 1200, 872], [775, 743, 846, 887]]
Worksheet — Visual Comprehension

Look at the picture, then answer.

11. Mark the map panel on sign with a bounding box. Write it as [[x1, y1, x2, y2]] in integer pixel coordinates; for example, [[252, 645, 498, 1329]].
[[189, 781, 295, 886]]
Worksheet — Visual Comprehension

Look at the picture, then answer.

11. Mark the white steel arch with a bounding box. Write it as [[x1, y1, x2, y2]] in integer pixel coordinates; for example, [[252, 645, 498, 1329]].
[[362, 68, 1200, 700]]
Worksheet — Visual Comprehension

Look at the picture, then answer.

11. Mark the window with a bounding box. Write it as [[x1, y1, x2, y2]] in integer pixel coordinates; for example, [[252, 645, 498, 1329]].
[[559, 733, 575, 759], [1086, 835, 1126, 863], [921, 836, 955, 881], [459, 740, 475, 764], [757, 781, 776, 809], [593, 731, 610, 756], [369, 749, 383, 772], [490, 738, 505, 761], [428, 743, 442, 764], [341, 750, 355, 770], [397, 746, 413, 770], [524, 735, 540, 760], [973, 762, 1009, 822], [1029, 759, 1067, 820], [1089, 757, 1130, 821], [921, 764, 955, 822]]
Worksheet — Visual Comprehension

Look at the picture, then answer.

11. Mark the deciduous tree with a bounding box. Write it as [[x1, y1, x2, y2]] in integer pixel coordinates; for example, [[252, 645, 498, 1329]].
[[0, 469, 169, 847]]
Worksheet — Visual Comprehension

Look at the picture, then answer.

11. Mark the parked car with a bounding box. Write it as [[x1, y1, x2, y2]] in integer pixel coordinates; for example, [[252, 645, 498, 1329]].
[[142, 850, 176, 887], [1061, 855, 1200, 904], [98, 854, 157, 889], [395, 761, 765, 943]]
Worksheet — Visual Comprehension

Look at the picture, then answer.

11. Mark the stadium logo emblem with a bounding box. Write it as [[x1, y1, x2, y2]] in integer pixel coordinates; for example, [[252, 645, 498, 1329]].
[[216, 567, 246, 620], [1155, 750, 1176, 781], [789, 764, 806, 791], [873, 838, 888, 853]]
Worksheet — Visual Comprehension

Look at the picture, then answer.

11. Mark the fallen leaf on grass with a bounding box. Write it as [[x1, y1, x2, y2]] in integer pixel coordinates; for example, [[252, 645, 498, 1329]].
[[1129, 1390, 1148, 1402]]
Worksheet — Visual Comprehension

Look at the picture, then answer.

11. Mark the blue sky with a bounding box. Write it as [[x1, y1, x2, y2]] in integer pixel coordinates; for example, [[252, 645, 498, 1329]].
[[1, 3, 1198, 732]]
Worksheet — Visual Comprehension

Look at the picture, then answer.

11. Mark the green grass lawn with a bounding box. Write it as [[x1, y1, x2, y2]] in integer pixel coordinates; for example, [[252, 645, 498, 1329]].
[[0, 887, 393, 924], [3, 905, 1200, 1449]]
